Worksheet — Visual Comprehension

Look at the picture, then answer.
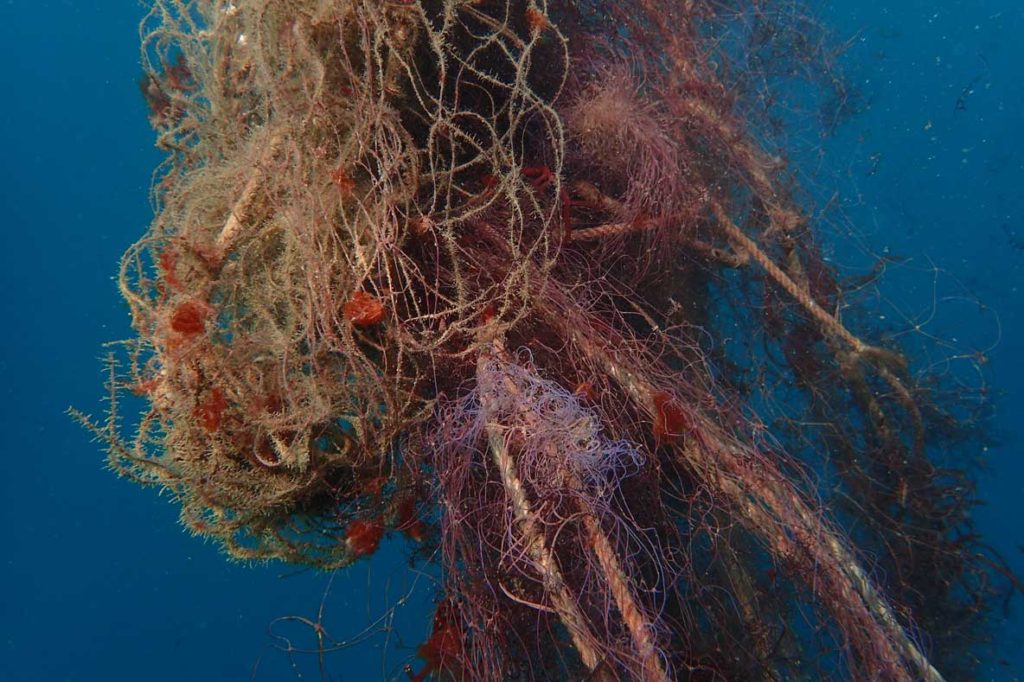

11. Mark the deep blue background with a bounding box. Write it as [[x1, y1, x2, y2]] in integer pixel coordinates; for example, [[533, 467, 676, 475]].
[[1, 2, 1020, 680]]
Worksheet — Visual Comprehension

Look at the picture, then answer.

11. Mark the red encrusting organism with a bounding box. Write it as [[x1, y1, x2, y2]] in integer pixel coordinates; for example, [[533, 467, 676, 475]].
[[130, 378, 162, 397], [651, 390, 688, 443], [346, 518, 384, 557], [407, 600, 462, 682], [163, 53, 194, 92], [170, 300, 207, 336], [479, 173, 498, 195], [343, 291, 385, 326], [158, 249, 184, 292], [574, 380, 597, 402], [358, 476, 388, 499], [330, 165, 357, 196], [524, 6, 549, 35], [396, 496, 426, 543], [193, 387, 228, 433]]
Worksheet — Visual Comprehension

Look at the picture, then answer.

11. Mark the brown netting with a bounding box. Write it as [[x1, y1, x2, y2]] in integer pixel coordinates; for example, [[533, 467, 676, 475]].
[[74, 1, 1018, 680]]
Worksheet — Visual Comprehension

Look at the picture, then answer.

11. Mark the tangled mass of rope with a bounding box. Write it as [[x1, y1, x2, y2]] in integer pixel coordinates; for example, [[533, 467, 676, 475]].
[[75, 1, 1019, 679]]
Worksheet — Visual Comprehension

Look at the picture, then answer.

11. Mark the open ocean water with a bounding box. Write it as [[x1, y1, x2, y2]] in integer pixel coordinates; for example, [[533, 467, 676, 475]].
[[0, 1, 1020, 680]]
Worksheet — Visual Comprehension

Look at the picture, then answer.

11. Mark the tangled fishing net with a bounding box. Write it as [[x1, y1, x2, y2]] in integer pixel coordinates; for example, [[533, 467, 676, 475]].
[[75, 1, 1021, 679]]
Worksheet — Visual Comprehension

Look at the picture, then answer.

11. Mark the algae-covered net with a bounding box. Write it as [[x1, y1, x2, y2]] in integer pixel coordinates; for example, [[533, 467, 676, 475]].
[[75, 0, 1019, 679]]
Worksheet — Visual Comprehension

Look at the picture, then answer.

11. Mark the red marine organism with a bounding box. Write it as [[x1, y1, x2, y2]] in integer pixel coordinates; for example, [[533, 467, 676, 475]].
[[396, 496, 426, 543], [343, 291, 385, 326], [330, 165, 357, 196], [346, 518, 384, 557], [170, 300, 207, 336], [193, 387, 228, 433], [651, 390, 688, 443], [407, 600, 462, 682]]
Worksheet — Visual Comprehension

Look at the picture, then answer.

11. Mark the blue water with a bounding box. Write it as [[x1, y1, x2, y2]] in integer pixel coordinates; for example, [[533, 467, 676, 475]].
[[1, 2, 1020, 680]]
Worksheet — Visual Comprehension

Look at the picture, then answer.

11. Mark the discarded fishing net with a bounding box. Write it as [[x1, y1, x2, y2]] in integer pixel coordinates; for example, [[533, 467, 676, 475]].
[[76, 1, 1019, 679]]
